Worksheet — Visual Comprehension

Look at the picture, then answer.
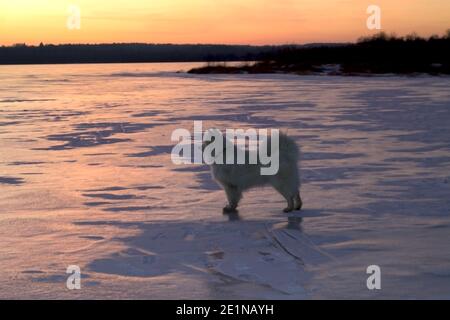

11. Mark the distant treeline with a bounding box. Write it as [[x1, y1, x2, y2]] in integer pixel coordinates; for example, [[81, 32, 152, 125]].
[[0, 43, 283, 65], [189, 31, 450, 75]]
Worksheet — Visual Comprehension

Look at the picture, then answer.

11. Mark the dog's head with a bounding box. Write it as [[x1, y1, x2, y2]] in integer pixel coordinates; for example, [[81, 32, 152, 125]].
[[202, 129, 234, 164], [202, 128, 224, 151]]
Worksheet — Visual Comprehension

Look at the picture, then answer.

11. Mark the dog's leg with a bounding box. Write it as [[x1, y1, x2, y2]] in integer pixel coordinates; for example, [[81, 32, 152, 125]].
[[283, 196, 295, 213], [222, 184, 241, 213], [294, 192, 303, 211], [273, 184, 295, 212]]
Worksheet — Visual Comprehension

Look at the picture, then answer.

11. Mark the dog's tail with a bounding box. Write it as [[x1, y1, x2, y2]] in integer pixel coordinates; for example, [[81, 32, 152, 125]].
[[279, 131, 299, 162], [259, 131, 299, 162]]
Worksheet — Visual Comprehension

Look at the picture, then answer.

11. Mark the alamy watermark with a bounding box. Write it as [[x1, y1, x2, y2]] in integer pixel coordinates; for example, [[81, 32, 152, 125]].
[[66, 265, 81, 290], [67, 4, 81, 30], [171, 121, 280, 175], [366, 265, 381, 290], [366, 5, 381, 30]]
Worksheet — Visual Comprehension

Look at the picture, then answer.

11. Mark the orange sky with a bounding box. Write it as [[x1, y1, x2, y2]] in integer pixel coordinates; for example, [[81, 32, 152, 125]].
[[0, 0, 449, 45]]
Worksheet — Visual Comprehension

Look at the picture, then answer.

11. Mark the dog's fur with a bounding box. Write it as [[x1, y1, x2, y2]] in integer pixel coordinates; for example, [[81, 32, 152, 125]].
[[204, 131, 302, 213]]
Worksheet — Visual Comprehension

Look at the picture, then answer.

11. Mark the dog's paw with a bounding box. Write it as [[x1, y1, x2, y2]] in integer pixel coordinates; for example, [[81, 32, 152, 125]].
[[283, 207, 294, 213], [223, 205, 238, 214]]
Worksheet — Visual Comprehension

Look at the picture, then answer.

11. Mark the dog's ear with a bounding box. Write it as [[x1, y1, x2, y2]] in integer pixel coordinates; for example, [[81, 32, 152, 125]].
[[206, 128, 223, 137]]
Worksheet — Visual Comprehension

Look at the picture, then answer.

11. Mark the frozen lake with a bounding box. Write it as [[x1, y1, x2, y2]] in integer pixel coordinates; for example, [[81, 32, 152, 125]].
[[1, 63, 449, 299]]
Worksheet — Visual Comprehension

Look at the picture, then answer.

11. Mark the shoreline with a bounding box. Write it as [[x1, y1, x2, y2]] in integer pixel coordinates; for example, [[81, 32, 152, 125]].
[[187, 62, 450, 77]]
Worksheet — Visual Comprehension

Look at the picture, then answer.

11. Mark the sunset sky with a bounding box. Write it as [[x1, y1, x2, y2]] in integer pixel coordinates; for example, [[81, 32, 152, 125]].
[[0, 0, 449, 45]]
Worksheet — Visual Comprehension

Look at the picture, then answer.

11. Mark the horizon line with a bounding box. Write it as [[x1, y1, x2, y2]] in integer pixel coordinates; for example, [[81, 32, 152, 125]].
[[1, 41, 349, 47]]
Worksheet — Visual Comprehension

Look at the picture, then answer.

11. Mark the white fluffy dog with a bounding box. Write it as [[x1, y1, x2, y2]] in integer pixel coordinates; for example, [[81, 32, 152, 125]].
[[203, 131, 302, 213]]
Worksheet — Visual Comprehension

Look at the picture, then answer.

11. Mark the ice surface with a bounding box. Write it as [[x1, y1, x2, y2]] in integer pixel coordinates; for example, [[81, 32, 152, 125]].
[[0, 63, 449, 299]]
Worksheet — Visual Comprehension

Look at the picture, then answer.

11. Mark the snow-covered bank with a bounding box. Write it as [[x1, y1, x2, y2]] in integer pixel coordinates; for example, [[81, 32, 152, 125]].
[[0, 63, 449, 299]]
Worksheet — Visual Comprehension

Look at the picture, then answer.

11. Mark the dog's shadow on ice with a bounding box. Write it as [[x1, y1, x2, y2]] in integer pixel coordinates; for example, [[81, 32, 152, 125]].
[[75, 211, 329, 295], [78, 218, 283, 278]]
